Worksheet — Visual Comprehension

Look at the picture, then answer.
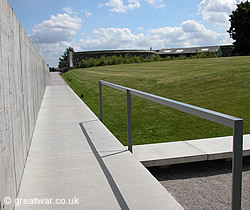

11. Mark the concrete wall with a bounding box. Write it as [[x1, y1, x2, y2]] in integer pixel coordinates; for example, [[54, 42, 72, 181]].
[[0, 0, 48, 209]]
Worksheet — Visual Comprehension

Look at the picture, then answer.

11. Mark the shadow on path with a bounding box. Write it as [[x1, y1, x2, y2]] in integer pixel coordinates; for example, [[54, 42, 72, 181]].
[[79, 123, 129, 210]]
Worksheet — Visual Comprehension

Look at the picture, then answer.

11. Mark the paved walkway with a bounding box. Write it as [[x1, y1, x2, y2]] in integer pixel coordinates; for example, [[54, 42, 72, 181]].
[[16, 73, 183, 210], [133, 135, 250, 167]]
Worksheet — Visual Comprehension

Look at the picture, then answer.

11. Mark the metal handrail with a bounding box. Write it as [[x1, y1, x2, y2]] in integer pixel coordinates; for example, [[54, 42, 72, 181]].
[[98, 80, 243, 210]]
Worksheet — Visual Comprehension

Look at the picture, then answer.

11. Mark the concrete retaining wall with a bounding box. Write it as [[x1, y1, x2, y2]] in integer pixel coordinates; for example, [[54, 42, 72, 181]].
[[0, 0, 48, 209]]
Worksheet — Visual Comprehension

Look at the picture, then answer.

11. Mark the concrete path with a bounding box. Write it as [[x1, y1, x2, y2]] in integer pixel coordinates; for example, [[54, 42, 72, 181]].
[[133, 135, 250, 167], [15, 73, 183, 210]]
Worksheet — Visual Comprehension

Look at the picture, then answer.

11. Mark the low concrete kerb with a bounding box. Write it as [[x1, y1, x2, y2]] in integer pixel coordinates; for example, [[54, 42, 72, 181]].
[[133, 135, 250, 167]]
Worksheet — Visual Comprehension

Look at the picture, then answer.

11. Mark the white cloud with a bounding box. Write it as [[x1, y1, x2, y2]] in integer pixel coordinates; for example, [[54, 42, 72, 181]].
[[34, 40, 84, 67], [178, 20, 228, 46], [62, 7, 73, 15], [144, 0, 166, 8], [34, 42, 71, 66], [198, 0, 246, 27], [78, 20, 232, 51], [137, 26, 144, 31], [30, 13, 82, 43], [84, 10, 92, 17], [30, 11, 82, 67], [98, 3, 104, 7], [146, 20, 228, 48], [79, 28, 145, 49], [105, 0, 140, 13]]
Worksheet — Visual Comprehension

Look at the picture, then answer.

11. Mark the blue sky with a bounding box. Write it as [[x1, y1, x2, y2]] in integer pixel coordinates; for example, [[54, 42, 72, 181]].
[[8, 0, 243, 67]]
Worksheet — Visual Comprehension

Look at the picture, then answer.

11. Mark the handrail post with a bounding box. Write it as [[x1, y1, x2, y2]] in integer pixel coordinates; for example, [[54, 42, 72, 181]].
[[99, 81, 103, 122], [232, 120, 243, 210], [126, 89, 132, 153]]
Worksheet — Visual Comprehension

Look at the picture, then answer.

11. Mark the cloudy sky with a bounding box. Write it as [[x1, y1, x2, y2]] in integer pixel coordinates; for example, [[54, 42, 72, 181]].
[[8, 0, 244, 67]]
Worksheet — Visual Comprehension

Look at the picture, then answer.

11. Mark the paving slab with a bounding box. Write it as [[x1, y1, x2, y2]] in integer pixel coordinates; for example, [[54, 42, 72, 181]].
[[187, 135, 250, 160], [132, 141, 207, 167], [46, 72, 68, 86], [243, 135, 250, 156], [15, 73, 183, 210], [133, 135, 250, 166]]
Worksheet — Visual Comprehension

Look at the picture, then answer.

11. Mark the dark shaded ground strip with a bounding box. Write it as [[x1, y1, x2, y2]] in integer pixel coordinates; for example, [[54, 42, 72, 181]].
[[79, 123, 129, 210]]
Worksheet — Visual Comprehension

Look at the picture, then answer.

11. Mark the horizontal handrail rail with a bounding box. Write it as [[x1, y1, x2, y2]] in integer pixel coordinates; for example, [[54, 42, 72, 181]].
[[99, 80, 241, 128]]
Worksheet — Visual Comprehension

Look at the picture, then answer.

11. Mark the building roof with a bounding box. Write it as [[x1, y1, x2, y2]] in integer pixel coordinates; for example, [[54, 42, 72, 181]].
[[75, 49, 155, 55], [156, 46, 220, 55]]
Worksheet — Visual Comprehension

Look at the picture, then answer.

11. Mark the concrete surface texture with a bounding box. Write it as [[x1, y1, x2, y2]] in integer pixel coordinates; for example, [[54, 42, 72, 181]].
[[15, 73, 183, 210], [132, 135, 250, 167], [0, 0, 48, 209]]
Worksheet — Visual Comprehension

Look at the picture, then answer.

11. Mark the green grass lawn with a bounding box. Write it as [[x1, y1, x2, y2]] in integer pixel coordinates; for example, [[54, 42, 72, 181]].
[[61, 56, 250, 146]]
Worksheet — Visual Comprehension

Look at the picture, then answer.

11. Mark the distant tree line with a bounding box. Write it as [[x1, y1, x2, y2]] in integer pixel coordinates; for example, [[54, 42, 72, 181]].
[[75, 52, 218, 69]]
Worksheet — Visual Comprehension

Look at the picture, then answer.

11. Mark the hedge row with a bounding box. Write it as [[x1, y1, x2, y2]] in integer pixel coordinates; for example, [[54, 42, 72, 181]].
[[76, 52, 218, 68]]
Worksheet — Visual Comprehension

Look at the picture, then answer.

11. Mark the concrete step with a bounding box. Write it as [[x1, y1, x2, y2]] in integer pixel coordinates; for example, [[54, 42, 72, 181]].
[[132, 135, 250, 167]]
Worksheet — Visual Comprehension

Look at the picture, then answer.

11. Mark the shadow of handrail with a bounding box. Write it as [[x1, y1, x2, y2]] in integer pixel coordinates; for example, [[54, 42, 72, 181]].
[[79, 123, 129, 210]]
